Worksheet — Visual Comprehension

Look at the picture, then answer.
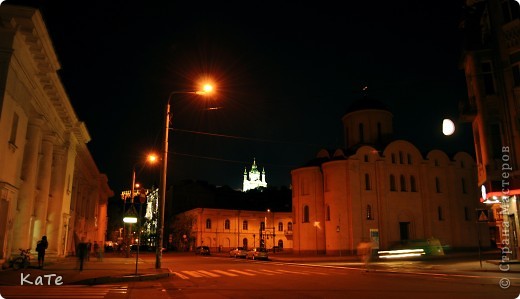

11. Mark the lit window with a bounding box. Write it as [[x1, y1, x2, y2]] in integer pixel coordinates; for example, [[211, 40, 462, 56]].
[[224, 219, 230, 230]]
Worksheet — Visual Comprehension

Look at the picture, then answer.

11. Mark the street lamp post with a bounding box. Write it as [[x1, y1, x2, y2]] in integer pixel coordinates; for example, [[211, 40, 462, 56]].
[[156, 84, 214, 269]]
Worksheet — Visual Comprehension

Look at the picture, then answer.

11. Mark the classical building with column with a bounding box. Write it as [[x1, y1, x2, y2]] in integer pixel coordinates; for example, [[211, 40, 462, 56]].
[[0, 5, 113, 263], [291, 96, 486, 255]]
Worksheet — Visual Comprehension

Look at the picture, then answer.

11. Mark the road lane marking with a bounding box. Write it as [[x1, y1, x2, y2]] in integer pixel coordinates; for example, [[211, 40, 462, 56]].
[[277, 269, 310, 275], [197, 270, 221, 277], [250, 269, 277, 275], [182, 271, 204, 278], [212, 270, 239, 276], [172, 271, 190, 279], [228, 269, 256, 276]]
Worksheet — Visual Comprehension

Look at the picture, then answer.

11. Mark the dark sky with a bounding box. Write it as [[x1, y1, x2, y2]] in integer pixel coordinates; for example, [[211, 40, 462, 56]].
[[6, 0, 474, 194]]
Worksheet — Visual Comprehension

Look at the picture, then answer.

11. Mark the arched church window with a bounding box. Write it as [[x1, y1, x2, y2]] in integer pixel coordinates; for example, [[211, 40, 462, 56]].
[[206, 218, 212, 229], [287, 222, 293, 231], [278, 222, 283, 231], [390, 175, 396, 191], [365, 173, 371, 190], [326, 205, 331, 221], [435, 177, 441, 193], [367, 204, 373, 220], [243, 220, 248, 230], [224, 219, 230, 230], [303, 206, 310, 223], [410, 176, 417, 192]]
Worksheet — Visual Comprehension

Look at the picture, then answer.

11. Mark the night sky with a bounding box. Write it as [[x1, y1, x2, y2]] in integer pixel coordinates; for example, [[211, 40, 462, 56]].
[[5, 0, 474, 194]]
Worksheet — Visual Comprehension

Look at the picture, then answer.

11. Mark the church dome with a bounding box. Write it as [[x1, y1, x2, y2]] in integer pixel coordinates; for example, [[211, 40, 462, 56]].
[[344, 95, 391, 115]]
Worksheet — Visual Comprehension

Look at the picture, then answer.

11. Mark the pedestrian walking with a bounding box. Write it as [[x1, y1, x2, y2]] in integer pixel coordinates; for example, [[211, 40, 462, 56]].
[[357, 241, 374, 271], [36, 236, 48, 269], [86, 241, 92, 261], [93, 241, 102, 261], [77, 241, 88, 271]]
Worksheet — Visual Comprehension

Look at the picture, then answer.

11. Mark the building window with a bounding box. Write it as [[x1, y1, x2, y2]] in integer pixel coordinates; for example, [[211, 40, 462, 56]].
[[410, 176, 417, 192], [359, 123, 364, 143], [303, 205, 310, 223], [438, 206, 444, 221], [461, 178, 467, 194], [9, 113, 19, 145], [482, 61, 496, 94], [365, 173, 371, 190], [390, 175, 396, 191], [287, 222, 293, 231], [206, 218, 212, 229], [278, 222, 283, 231], [364, 154, 369, 162], [243, 220, 248, 230], [224, 219, 230, 230], [407, 153, 412, 164], [326, 205, 331, 221], [435, 177, 441, 193], [399, 151, 404, 164], [391, 153, 396, 164], [400, 175, 406, 191], [367, 204, 373, 220], [260, 221, 265, 231]]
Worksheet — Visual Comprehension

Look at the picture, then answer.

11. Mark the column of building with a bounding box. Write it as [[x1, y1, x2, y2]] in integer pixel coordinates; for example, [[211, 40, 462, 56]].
[[46, 142, 75, 256], [31, 133, 56, 248], [12, 117, 44, 253]]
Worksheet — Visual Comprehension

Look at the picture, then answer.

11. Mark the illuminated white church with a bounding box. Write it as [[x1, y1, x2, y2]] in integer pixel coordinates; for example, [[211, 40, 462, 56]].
[[243, 159, 267, 191]]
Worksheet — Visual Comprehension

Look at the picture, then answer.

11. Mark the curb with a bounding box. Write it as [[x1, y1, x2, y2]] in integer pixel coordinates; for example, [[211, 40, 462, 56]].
[[71, 272, 170, 285]]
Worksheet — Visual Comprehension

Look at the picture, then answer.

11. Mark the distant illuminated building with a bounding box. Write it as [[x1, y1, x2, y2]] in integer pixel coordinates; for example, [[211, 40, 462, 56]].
[[243, 159, 267, 192]]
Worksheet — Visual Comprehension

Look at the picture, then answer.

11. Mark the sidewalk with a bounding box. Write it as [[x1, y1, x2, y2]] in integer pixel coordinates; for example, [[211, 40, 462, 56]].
[[0, 254, 169, 286]]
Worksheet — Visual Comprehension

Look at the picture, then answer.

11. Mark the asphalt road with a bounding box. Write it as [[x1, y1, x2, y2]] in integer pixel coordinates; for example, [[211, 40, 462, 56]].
[[0, 252, 518, 299]]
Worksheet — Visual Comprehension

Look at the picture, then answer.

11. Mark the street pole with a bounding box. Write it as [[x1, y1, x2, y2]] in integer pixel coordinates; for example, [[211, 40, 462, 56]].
[[156, 100, 170, 269]]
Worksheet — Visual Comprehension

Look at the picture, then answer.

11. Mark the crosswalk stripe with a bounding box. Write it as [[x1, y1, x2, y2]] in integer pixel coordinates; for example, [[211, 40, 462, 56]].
[[228, 269, 256, 276], [277, 269, 311, 275], [212, 270, 238, 277], [172, 271, 190, 279], [249, 269, 277, 275], [197, 270, 221, 277], [182, 270, 205, 278]]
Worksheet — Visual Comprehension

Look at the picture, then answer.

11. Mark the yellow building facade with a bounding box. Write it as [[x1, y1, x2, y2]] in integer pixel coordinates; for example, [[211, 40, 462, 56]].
[[0, 5, 112, 263], [176, 208, 293, 252]]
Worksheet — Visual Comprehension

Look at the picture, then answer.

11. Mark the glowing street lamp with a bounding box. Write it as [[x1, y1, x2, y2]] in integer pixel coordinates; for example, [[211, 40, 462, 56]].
[[125, 154, 158, 258], [156, 83, 214, 269]]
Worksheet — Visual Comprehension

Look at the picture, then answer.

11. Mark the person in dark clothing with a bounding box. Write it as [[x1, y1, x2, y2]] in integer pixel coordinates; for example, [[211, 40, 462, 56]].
[[77, 242, 88, 271], [36, 236, 48, 269]]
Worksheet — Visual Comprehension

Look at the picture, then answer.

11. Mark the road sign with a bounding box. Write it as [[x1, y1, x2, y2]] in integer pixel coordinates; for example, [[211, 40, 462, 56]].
[[476, 209, 489, 222]]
